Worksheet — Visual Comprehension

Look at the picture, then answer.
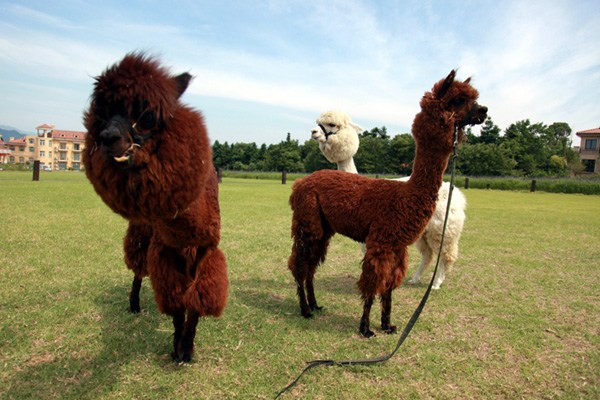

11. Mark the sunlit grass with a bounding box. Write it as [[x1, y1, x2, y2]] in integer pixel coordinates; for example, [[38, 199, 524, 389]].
[[0, 171, 598, 399]]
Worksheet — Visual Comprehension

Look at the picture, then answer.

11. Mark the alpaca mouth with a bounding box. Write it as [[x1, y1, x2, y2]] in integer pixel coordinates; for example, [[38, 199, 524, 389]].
[[464, 104, 488, 126], [113, 143, 140, 163]]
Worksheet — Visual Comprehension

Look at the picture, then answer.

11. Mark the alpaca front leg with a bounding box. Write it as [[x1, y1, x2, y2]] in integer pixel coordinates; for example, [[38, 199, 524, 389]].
[[432, 260, 446, 290], [359, 296, 375, 338], [171, 309, 185, 362], [409, 242, 433, 285], [380, 287, 397, 334], [129, 275, 143, 313], [172, 309, 200, 363]]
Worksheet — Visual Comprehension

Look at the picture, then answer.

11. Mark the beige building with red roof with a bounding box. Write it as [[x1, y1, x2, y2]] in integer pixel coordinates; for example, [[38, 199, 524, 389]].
[[576, 126, 600, 173], [3, 124, 87, 171]]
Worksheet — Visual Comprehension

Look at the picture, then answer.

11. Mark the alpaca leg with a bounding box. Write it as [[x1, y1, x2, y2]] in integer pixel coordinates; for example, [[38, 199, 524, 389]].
[[408, 238, 433, 285], [288, 234, 330, 318], [172, 309, 200, 363], [306, 279, 322, 312], [124, 222, 152, 312], [359, 296, 375, 338], [380, 287, 397, 334], [171, 309, 186, 362], [432, 261, 445, 290], [129, 275, 143, 313]]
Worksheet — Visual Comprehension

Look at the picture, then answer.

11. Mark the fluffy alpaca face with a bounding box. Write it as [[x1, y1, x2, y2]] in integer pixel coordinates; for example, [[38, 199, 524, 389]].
[[427, 70, 488, 143], [83, 53, 191, 167], [312, 110, 362, 163], [315, 110, 351, 139]]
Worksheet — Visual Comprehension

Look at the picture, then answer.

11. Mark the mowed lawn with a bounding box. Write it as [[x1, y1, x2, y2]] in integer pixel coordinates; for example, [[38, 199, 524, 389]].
[[0, 172, 598, 399]]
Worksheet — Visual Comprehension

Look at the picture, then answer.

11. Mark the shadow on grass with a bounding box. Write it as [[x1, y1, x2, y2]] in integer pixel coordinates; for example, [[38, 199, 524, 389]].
[[5, 280, 176, 399]]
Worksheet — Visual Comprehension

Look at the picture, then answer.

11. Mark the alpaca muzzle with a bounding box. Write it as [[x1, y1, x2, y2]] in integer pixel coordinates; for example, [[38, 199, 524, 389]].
[[98, 115, 138, 164], [464, 103, 488, 125], [319, 124, 337, 139]]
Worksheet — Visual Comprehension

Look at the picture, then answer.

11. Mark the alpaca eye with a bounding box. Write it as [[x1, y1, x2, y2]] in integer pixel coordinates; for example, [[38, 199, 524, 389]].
[[450, 98, 466, 108], [328, 123, 336, 128], [138, 111, 157, 131]]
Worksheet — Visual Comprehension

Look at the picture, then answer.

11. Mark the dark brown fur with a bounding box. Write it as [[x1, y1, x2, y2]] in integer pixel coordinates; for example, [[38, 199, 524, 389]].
[[83, 53, 227, 362], [288, 70, 487, 337]]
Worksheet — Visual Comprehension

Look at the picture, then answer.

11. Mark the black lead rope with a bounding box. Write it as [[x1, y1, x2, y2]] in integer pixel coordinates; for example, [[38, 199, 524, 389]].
[[274, 129, 461, 399]]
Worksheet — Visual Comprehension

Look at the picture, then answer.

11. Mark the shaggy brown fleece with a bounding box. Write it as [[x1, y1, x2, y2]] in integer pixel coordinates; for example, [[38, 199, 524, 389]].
[[288, 70, 487, 337], [83, 53, 227, 362]]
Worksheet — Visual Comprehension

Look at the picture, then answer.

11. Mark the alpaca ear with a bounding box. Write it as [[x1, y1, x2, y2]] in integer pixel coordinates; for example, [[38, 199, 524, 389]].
[[174, 73, 193, 98], [437, 70, 456, 98], [348, 122, 364, 133]]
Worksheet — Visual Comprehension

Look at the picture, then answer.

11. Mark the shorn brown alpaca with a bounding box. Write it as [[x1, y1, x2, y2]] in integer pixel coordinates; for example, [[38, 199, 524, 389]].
[[83, 53, 228, 362], [288, 70, 487, 337]]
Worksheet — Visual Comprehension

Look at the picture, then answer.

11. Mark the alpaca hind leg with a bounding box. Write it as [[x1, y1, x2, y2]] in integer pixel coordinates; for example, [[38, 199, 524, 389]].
[[129, 275, 143, 313], [359, 296, 375, 338], [380, 287, 397, 334], [289, 235, 329, 318]]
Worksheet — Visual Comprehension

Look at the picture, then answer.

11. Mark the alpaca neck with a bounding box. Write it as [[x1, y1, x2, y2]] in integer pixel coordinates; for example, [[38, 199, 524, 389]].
[[336, 157, 358, 174], [406, 139, 451, 196]]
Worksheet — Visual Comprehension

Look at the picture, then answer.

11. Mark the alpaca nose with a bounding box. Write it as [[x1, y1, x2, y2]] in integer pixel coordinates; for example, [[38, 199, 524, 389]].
[[99, 117, 127, 146]]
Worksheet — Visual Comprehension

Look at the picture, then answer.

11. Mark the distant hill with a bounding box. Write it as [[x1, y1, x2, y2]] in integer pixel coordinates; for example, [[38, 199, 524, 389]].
[[0, 125, 30, 141]]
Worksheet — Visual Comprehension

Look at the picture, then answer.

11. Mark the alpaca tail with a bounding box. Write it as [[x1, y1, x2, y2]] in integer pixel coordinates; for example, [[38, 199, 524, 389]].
[[183, 247, 228, 317]]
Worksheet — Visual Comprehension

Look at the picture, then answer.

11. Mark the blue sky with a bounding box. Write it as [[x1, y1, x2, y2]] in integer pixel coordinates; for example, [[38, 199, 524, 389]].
[[0, 0, 598, 146]]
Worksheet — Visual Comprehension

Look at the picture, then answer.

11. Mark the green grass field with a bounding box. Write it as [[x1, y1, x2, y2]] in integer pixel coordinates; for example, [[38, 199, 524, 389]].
[[1, 171, 598, 399]]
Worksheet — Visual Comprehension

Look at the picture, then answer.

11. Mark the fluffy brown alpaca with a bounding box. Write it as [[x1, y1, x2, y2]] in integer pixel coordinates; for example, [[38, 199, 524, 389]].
[[288, 70, 487, 337], [83, 53, 228, 362]]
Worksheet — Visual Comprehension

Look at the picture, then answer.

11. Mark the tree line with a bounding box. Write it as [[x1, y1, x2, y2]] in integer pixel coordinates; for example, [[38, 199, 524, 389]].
[[211, 117, 582, 177]]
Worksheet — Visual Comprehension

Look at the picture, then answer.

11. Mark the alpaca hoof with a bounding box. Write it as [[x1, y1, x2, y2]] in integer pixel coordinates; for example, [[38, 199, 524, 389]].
[[310, 305, 323, 312], [172, 350, 193, 363], [360, 329, 376, 338], [382, 325, 397, 334], [129, 304, 141, 313], [407, 278, 419, 285], [301, 310, 314, 319]]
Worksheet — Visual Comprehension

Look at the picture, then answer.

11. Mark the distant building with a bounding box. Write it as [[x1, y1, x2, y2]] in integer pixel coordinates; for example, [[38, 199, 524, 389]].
[[4, 124, 87, 171], [576, 126, 600, 173]]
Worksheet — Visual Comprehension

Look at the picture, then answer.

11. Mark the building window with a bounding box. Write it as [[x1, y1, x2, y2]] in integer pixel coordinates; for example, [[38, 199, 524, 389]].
[[9, 156, 14, 162], [59, 152, 67, 161], [19, 157, 24, 163], [73, 153, 80, 161], [74, 143, 80, 151], [9, 146, 14, 151], [29, 147, 34, 152], [19, 146, 24, 151], [40, 139, 45, 146], [29, 139, 34, 144], [583, 159, 596, 173], [60, 142, 67, 150], [40, 151, 45, 157], [585, 139, 598, 150]]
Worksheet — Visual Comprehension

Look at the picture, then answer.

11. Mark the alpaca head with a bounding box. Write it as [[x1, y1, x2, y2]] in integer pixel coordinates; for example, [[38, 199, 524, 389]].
[[416, 70, 487, 148], [83, 52, 192, 167], [311, 110, 362, 163]]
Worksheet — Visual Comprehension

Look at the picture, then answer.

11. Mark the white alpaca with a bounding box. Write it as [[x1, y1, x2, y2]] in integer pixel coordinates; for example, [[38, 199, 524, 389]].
[[311, 110, 363, 173], [311, 110, 466, 289]]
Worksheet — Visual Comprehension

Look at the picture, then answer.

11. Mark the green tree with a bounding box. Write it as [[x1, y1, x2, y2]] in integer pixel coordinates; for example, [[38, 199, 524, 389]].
[[388, 133, 415, 175], [457, 142, 516, 176], [300, 139, 335, 172], [479, 117, 501, 144]]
